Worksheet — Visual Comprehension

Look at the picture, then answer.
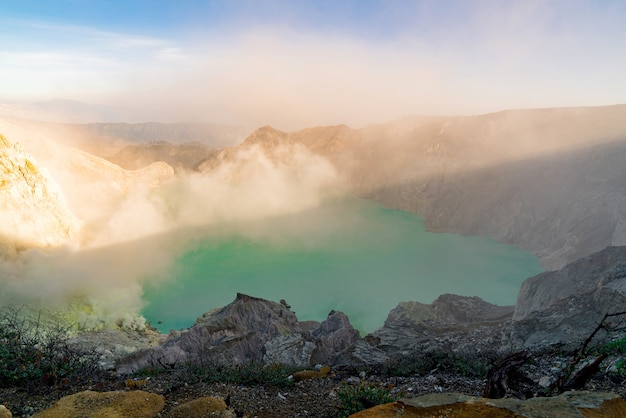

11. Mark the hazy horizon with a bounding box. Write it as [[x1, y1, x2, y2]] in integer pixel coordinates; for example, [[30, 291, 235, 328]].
[[2, 1, 626, 130]]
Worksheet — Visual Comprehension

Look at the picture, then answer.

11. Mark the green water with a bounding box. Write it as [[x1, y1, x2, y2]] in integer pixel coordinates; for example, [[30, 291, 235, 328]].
[[142, 197, 543, 333]]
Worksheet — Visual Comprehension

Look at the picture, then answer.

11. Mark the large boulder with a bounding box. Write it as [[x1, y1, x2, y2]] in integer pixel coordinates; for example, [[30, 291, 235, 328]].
[[32, 390, 164, 418]]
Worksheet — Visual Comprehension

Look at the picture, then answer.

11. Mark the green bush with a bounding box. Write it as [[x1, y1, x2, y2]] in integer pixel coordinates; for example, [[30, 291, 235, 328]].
[[600, 335, 626, 354], [336, 383, 399, 417], [0, 307, 99, 390], [599, 335, 626, 376]]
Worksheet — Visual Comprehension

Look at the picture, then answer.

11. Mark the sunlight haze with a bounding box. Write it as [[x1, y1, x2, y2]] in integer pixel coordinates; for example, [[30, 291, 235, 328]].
[[1, 0, 625, 129]]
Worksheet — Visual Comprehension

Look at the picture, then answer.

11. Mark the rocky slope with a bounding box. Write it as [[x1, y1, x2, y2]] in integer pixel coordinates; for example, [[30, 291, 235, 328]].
[[106, 141, 215, 172], [0, 134, 81, 254]]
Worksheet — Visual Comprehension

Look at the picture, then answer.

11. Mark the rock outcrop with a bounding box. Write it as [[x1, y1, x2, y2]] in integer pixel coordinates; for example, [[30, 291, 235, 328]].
[[0, 133, 81, 254], [363, 295, 514, 360], [365, 248, 626, 355], [508, 246, 626, 348], [350, 391, 626, 417], [116, 293, 362, 373]]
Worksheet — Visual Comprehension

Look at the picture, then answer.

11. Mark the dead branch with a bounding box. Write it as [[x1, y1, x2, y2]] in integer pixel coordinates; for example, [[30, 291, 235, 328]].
[[483, 350, 531, 399]]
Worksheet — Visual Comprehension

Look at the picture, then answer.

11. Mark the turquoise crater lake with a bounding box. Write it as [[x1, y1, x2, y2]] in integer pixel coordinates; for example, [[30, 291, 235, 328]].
[[142, 197, 543, 333]]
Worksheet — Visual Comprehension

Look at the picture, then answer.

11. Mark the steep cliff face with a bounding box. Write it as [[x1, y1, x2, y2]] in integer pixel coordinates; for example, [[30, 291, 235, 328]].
[[211, 105, 626, 270], [0, 134, 81, 254]]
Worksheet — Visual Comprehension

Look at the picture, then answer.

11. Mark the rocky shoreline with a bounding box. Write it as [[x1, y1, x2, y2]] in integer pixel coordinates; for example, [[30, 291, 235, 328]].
[[108, 246, 626, 376]]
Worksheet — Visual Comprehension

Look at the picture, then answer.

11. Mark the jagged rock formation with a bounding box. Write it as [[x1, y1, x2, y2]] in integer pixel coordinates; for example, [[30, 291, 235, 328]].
[[115, 293, 362, 373], [0, 134, 81, 254], [351, 391, 626, 417], [363, 295, 514, 360]]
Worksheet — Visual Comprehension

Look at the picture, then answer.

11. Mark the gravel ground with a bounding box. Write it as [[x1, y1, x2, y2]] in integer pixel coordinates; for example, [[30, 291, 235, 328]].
[[1, 360, 625, 417]]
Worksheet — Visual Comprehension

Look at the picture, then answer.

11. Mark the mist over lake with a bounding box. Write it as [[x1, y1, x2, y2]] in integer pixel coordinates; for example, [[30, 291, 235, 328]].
[[142, 197, 543, 333]]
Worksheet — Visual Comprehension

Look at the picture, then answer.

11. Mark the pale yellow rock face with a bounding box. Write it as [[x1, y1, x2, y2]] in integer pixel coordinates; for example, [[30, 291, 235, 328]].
[[32, 390, 165, 418], [0, 134, 82, 254]]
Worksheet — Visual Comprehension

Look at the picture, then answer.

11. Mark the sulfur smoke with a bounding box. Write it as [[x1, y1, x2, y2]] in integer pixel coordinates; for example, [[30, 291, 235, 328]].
[[0, 130, 343, 330]]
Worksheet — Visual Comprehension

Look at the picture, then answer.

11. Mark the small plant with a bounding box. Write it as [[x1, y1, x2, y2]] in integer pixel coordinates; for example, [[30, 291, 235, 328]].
[[599, 335, 626, 376], [336, 383, 399, 417]]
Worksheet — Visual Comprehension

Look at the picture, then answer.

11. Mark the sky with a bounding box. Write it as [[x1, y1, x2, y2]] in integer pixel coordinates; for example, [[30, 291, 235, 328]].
[[1, 0, 625, 129]]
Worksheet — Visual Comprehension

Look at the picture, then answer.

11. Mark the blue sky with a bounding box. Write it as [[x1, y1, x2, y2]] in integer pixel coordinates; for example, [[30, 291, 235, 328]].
[[1, 0, 625, 128]]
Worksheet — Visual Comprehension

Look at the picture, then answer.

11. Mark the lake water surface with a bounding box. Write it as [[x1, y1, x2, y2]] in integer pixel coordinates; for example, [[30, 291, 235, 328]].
[[142, 197, 542, 333]]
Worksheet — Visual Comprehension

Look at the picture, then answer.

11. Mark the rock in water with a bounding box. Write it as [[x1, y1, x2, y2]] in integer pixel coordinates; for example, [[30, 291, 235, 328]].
[[0, 133, 81, 255]]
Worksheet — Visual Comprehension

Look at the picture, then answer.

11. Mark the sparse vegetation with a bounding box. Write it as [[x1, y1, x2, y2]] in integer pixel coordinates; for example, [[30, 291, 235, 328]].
[[0, 307, 101, 391], [177, 361, 301, 388], [336, 383, 399, 417], [384, 349, 494, 378]]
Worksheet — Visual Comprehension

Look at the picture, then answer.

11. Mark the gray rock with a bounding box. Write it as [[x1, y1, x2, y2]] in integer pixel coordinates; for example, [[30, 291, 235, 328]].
[[309, 310, 360, 365], [263, 334, 316, 366]]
